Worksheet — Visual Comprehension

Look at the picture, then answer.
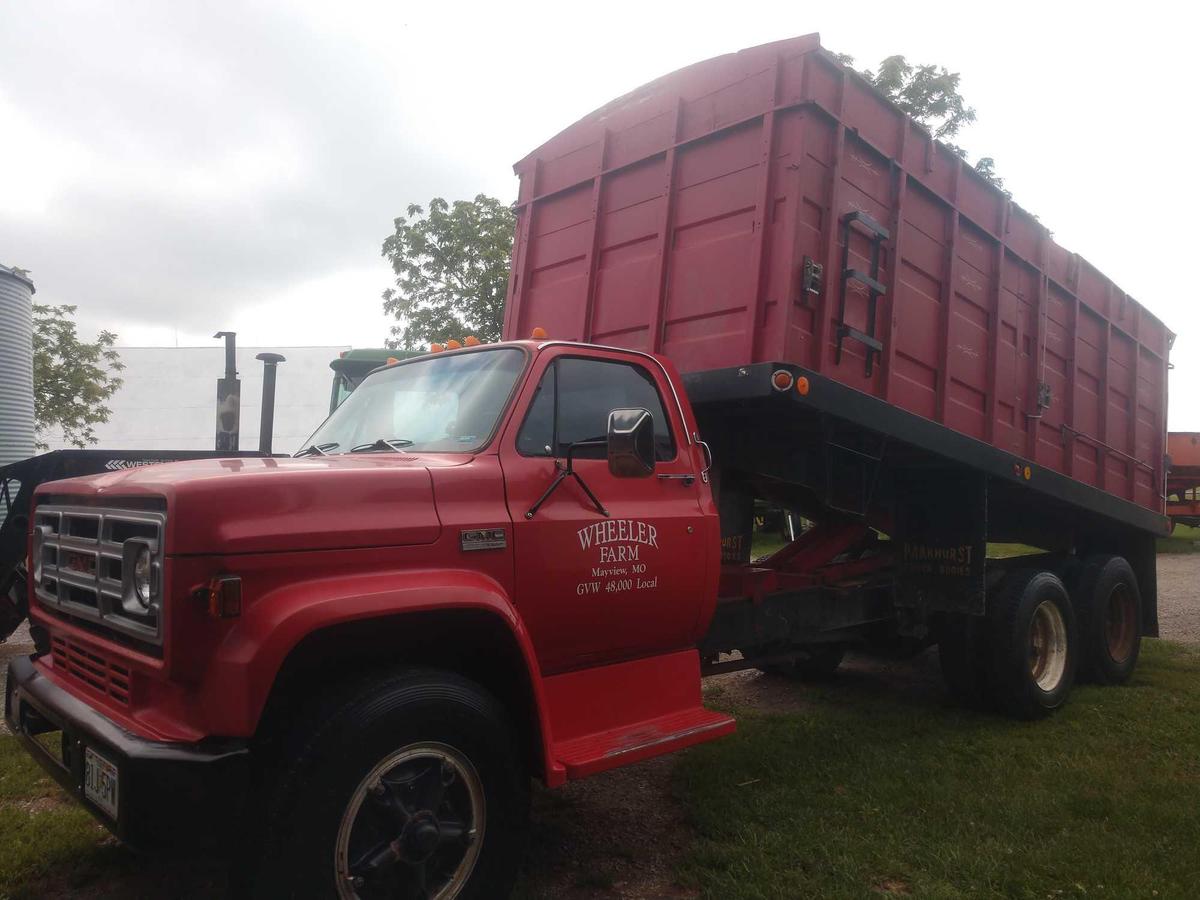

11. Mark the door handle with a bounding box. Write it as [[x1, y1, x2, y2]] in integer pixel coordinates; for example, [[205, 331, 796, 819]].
[[657, 473, 696, 486]]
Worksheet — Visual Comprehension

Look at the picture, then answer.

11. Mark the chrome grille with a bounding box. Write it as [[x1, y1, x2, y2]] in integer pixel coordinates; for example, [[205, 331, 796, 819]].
[[33, 504, 165, 645]]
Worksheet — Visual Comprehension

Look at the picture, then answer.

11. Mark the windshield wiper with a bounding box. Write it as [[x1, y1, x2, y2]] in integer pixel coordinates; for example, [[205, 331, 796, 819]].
[[349, 438, 415, 454], [293, 442, 338, 457]]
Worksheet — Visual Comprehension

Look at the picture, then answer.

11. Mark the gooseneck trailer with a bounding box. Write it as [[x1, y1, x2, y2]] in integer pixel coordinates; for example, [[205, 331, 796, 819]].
[[5, 35, 1171, 900]]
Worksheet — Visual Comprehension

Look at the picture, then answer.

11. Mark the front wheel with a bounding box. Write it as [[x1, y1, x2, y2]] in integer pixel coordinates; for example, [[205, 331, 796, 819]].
[[254, 669, 529, 899]]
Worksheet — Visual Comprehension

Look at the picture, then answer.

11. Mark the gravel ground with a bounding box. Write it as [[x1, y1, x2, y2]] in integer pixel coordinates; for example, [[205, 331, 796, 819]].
[[0, 554, 1196, 897], [1152, 554, 1200, 643]]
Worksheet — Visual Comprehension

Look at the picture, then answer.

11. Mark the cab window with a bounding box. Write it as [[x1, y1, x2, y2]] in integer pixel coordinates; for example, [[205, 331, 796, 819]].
[[516, 357, 676, 461]]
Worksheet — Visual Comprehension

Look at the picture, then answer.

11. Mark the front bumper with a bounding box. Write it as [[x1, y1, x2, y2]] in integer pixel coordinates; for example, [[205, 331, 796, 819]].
[[4, 654, 250, 851]]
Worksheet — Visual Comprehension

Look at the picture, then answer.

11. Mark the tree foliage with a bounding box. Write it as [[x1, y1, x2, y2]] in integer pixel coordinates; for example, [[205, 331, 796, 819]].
[[381, 195, 515, 350], [32, 304, 124, 449], [836, 52, 1007, 194]]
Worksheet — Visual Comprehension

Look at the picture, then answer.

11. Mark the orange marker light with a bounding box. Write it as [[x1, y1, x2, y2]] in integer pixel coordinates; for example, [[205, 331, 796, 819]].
[[772, 370, 793, 391], [386, 356, 399, 365], [463, 335, 481, 346], [430, 343, 445, 353], [795, 376, 810, 396], [1023, 465, 1032, 480], [530, 326, 547, 340], [206, 575, 242, 619], [445, 339, 462, 350]]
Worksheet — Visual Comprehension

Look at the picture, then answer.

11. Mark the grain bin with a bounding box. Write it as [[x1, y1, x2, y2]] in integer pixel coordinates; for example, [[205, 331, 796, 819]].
[[0, 262, 36, 465]]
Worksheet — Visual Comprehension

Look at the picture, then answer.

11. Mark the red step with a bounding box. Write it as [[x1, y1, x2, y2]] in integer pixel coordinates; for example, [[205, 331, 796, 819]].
[[554, 706, 735, 779], [542, 649, 735, 781]]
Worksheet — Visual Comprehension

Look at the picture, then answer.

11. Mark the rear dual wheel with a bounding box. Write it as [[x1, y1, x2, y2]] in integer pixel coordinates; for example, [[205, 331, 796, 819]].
[[1072, 555, 1142, 685], [940, 570, 1077, 719]]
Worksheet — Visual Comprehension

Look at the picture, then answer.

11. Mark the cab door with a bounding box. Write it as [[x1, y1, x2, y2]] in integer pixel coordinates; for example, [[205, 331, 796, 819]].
[[498, 348, 716, 674]]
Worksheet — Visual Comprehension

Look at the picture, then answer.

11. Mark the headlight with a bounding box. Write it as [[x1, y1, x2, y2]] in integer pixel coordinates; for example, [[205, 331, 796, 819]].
[[122, 540, 155, 610], [31, 526, 46, 584], [133, 545, 153, 607]]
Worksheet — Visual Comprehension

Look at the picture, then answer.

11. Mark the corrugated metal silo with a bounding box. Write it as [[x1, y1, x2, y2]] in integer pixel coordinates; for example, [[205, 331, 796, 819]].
[[0, 262, 36, 465]]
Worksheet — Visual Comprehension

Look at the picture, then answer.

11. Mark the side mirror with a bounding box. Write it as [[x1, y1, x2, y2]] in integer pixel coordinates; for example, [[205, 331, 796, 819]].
[[607, 408, 655, 478]]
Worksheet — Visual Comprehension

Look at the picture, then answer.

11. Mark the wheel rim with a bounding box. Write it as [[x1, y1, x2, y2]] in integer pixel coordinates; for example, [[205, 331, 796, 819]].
[[1028, 599, 1068, 692], [335, 742, 485, 900], [1105, 583, 1137, 663]]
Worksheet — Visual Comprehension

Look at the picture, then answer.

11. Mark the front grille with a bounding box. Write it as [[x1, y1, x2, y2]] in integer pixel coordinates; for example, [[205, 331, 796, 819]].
[[50, 634, 133, 706], [33, 503, 165, 646]]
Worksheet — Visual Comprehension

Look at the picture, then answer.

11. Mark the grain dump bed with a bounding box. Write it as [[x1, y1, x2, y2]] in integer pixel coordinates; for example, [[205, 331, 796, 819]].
[[504, 34, 1172, 522]]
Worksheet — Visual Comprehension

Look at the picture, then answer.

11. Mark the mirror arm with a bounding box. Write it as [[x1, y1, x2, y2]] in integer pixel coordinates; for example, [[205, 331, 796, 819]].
[[525, 440, 609, 520]]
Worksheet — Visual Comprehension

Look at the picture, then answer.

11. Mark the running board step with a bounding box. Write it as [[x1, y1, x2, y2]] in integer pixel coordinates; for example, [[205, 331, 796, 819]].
[[554, 707, 735, 779], [543, 649, 735, 782]]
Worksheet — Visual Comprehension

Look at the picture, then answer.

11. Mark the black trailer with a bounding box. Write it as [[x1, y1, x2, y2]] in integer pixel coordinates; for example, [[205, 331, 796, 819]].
[[686, 363, 1165, 718]]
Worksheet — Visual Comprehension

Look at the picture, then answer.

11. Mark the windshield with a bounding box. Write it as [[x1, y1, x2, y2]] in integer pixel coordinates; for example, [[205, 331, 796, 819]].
[[301, 347, 526, 455]]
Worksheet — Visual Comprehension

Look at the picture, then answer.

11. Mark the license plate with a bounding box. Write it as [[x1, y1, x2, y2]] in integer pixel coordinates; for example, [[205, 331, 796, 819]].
[[84, 747, 119, 820]]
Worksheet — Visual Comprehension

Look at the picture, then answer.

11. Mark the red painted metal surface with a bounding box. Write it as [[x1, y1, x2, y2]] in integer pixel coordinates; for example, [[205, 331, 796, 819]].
[[26, 341, 727, 783], [504, 34, 1173, 514], [543, 649, 734, 779]]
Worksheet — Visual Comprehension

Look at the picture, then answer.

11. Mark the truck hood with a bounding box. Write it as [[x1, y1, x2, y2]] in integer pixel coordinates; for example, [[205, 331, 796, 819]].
[[36, 454, 468, 554]]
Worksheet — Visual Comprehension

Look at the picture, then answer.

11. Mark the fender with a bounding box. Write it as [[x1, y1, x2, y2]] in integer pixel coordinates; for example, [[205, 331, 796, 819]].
[[197, 567, 563, 784]]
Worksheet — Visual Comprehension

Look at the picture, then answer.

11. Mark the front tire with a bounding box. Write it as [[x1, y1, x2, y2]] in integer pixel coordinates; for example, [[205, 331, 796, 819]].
[[254, 669, 529, 899], [985, 570, 1077, 719]]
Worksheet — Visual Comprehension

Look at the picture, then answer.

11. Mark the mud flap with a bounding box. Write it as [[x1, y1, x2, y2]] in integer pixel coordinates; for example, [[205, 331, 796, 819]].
[[894, 471, 987, 615]]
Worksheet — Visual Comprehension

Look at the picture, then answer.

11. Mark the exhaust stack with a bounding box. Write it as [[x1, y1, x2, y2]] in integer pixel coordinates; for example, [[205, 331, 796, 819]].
[[255, 353, 286, 455], [213, 331, 240, 452]]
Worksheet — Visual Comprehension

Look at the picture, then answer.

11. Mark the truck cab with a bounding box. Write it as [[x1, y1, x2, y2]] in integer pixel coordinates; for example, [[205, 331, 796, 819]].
[[5, 338, 733, 899]]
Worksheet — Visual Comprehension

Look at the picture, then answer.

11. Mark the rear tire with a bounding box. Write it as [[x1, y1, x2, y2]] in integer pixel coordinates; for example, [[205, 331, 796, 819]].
[[1072, 555, 1142, 685], [252, 668, 529, 899], [985, 570, 1077, 719]]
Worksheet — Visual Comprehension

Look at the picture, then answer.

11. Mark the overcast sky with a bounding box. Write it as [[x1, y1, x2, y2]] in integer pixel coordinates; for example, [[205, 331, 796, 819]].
[[2, 0, 1197, 425]]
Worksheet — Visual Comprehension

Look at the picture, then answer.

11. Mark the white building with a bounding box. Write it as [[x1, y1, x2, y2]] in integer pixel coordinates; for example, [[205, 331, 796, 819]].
[[43, 345, 350, 453]]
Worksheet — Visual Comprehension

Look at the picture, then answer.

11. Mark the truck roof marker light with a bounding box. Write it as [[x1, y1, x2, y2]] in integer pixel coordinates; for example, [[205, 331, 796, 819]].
[[446, 339, 462, 350], [530, 326, 547, 340], [463, 336, 481, 346], [795, 376, 810, 396], [772, 370, 794, 391], [205, 575, 242, 619], [430, 343, 445, 353], [386, 357, 399, 365]]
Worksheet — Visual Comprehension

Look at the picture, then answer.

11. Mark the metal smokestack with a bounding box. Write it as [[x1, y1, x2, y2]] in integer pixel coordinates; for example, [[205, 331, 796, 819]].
[[255, 353, 285, 455]]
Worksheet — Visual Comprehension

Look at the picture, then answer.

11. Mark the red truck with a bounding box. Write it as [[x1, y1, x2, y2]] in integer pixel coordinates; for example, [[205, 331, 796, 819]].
[[4, 35, 1171, 899]]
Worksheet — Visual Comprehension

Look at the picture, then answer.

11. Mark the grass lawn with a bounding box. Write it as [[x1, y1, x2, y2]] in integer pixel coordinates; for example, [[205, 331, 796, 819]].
[[3, 643, 1199, 897], [675, 639, 1200, 899], [1159, 523, 1200, 554], [0, 734, 129, 898]]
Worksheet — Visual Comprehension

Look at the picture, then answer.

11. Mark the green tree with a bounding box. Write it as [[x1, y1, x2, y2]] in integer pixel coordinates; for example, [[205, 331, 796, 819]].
[[33, 304, 124, 449], [836, 52, 1007, 194], [381, 195, 515, 350]]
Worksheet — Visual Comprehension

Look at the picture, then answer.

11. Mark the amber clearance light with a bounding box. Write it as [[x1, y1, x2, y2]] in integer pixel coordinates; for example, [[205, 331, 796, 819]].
[[205, 575, 242, 619]]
